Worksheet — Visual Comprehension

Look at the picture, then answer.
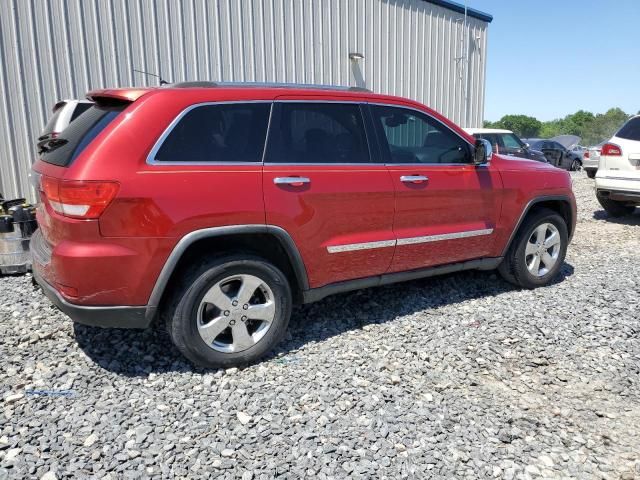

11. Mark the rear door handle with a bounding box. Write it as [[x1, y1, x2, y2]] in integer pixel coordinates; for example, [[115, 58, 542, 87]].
[[273, 176, 311, 187], [400, 175, 428, 184]]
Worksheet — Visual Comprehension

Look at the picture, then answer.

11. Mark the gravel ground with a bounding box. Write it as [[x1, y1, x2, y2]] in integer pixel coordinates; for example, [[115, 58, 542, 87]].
[[1, 172, 639, 479]]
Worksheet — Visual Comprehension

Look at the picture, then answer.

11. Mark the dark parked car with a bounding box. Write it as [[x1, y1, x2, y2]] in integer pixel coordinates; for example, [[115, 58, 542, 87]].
[[465, 128, 548, 163], [524, 139, 583, 171]]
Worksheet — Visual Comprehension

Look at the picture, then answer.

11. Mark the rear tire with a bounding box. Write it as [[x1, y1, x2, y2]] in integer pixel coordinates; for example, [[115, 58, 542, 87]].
[[597, 194, 636, 218], [570, 159, 582, 171], [498, 208, 568, 289], [166, 255, 292, 368], [586, 169, 596, 179]]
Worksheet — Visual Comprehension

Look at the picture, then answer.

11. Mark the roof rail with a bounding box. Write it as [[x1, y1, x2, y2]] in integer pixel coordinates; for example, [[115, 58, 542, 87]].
[[167, 81, 371, 92]]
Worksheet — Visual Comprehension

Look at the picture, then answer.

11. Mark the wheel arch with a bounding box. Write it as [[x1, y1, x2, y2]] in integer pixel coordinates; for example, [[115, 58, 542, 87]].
[[501, 195, 575, 256], [146, 225, 309, 322]]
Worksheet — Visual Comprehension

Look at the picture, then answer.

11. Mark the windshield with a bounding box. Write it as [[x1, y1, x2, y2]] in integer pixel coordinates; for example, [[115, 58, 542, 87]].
[[39, 105, 125, 167]]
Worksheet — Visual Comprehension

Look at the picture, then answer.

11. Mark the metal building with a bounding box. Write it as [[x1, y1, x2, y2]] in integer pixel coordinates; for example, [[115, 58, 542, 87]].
[[0, 0, 492, 200]]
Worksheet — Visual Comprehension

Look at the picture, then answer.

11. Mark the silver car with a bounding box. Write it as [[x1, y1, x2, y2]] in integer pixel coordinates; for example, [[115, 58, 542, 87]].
[[583, 142, 605, 179]]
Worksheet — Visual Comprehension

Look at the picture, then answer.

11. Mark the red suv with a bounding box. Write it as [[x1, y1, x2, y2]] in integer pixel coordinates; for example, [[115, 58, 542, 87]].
[[31, 83, 576, 368]]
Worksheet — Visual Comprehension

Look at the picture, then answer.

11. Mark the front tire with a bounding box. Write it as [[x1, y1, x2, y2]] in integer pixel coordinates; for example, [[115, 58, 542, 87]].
[[597, 194, 636, 218], [166, 255, 292, 368], [499, 208, 568, 289], [586, 169, 596, 179]]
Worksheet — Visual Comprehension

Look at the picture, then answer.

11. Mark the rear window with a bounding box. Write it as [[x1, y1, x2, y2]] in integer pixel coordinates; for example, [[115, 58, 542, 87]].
[[41, 105, 65, 136], [39, 105, 125, 167], [69, 102, 93, 122], [616, 117, 640, 141]]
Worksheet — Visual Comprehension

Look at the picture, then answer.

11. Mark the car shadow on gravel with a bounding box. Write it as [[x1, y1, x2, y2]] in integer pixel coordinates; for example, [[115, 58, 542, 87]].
[[73, 262, 574, 376], [593, 209, 640, 225]]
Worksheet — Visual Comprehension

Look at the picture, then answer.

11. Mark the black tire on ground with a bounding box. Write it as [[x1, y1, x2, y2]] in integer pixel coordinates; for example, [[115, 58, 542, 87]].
[[498, 208, 568, 289], [586, 169, 596, 179], [597, 194, 636, 218], [571, 159, 582, 171], [166, 255, 292, 369]]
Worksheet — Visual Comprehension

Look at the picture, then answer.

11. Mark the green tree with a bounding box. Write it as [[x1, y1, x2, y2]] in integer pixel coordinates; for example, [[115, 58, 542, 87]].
[[483, 108, 630, 146], [493, 115, 542, 138]]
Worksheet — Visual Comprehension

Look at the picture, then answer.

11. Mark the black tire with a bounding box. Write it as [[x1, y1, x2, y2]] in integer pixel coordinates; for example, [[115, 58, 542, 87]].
[[597, 194, 635, 218], [498, 208, 568, 289], [166, 255, 292, 368], [586, 169, 596, 179], [570, 159, 582, 171]]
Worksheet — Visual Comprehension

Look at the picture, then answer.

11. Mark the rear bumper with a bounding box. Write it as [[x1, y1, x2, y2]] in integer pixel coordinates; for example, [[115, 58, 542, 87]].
[[33, 267, 154, 328], [595, 174, 640, 201]]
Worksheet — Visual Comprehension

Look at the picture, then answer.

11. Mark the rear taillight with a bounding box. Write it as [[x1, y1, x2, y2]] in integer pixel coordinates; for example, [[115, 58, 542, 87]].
[[40, 177, 119, 219], [601, 143, 622, 156], [584, 151, 589, 159]]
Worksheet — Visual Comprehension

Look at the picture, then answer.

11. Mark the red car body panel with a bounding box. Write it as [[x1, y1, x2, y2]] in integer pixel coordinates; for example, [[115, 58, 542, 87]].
[[385, 163, 503, 272], [31, 86, 576, 316], [263, 163, 396, 287]]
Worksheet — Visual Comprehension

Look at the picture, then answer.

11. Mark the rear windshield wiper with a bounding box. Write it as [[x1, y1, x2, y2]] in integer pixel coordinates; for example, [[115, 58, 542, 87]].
[[39, 137, 68, 154]]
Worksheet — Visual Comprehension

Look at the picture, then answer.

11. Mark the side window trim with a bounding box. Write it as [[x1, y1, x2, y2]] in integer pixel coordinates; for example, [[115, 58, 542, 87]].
[[263, 100, 376, 166], [146, 100, 274, 166], [370, 103, 474, 166]]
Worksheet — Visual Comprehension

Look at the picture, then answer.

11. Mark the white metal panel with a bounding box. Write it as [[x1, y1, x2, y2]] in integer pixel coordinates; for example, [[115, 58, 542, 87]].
[[0, 0, 489, 200]]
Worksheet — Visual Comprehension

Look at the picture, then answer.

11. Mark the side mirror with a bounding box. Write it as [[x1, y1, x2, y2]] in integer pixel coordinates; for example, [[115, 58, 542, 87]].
[[474, 138, 492, 165], [525, 142, 530, 148]]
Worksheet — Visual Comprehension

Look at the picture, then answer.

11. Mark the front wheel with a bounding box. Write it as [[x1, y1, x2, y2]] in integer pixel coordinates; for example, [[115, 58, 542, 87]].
[[166, 255, 292, 368], [586, 169, 596, 179], [570, 159, 582, 171], [499, 208, 568, 289]]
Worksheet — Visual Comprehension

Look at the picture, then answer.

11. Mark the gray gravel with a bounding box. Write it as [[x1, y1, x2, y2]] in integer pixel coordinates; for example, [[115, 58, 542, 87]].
[[2, 172, 640, 479]]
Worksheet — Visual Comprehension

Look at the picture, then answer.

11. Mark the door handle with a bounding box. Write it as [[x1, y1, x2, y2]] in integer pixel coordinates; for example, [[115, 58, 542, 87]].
[[273, 176, 311, 187], [400, 175, 429, 184]]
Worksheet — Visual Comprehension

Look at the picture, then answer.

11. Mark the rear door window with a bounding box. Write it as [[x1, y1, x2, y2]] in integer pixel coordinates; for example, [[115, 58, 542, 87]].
[[616, 117, 640, 141], [153, 103, 271, 163], [265, 102, 371, 164], [39, 105, 125, 167]]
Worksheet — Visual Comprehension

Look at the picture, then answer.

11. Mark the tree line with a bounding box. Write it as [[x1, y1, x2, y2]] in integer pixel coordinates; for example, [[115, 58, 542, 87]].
[[484, 108, 637, 146]]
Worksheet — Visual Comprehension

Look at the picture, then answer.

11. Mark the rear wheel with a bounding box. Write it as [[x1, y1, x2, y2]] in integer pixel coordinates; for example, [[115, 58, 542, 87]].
[[570, 159, 582, 171], [166, 255, 292, 368], [597, 194, 636, 218], [586, 169, 596, 179], [499, 208, 568, 289]]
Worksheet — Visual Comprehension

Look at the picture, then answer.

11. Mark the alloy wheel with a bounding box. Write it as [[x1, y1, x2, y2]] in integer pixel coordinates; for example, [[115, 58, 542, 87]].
[[197, 274, 275, 353], [525, 223, 561, 277]]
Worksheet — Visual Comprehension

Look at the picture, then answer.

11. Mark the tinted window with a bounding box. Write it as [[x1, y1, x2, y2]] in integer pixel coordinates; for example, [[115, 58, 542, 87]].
[[69, 102, 93, 122], [266, 103, 370, 163], [40, 105, 125, 167], [155, 103, 271, 163], [475, 133, 523, 153], [617, 117, 640, 141], [41, 105, 65, 136], [372, 105, 469, 164], [502, 134, 523, 149]]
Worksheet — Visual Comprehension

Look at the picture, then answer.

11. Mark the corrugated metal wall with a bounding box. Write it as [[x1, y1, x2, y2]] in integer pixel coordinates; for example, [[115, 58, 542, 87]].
[[0, 0, 489, 200]]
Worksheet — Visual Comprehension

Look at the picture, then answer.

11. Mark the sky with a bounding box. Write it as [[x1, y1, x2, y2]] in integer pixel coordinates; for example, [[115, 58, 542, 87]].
[[468, 0, 640, 121]]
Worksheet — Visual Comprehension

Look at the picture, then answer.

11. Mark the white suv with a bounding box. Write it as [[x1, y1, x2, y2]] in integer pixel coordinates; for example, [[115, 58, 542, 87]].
[[595, 115, 640, 217]]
